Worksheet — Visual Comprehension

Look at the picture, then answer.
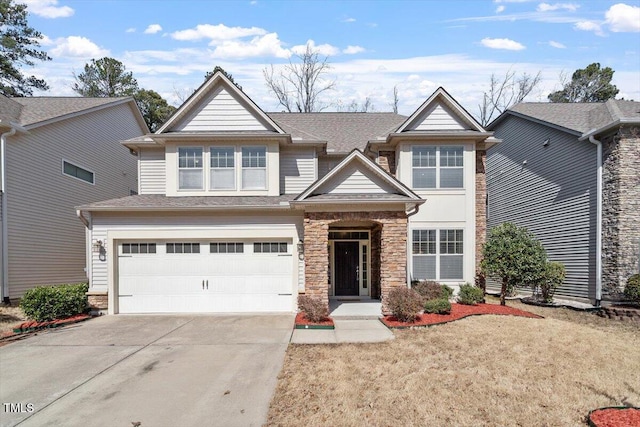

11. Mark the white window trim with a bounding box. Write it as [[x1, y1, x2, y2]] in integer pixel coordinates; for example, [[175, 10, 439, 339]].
[[62, 159, 95, 185], [241, 145, 267, 190], [209, 146, 236, 191], [411, 145, 464, 190], [412, 228, 464, 281], [177, 146, 204, 191]]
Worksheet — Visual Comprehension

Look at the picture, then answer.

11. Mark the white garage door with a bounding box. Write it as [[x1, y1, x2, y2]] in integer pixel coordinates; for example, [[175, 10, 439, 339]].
[[117, 241, 294, 313]]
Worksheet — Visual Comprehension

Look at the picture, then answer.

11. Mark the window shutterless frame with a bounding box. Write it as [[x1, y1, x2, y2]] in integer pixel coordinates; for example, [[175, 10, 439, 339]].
[[177, 147, 204, 190], [241, 146, 267, 190], [411, 146, 464, 189], [62, 159, 95, 185], [209, 146, 236, 190]]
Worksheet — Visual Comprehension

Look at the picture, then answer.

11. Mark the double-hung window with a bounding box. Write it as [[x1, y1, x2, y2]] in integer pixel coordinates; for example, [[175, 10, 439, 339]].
[[210, 147, 235, 190], [412, 229, 463, 280], [241, 146, 266, 189], [178, 147, 203, 190], [412, 146, 463, 189]]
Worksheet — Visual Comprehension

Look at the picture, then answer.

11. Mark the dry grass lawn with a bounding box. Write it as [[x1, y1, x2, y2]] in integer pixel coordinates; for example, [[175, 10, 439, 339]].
[[0, 304, 27, 335], [268, 302, 640, 426]]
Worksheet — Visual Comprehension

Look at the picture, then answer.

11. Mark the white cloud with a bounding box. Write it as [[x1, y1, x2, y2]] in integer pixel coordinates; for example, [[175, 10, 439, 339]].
[[39, 34, 54, 46], [50, 36, 109, 58], [342, 17, 356, 23], [548, 40, 566, 48], [22, 0, 74, 18], [537, 3, 579, 12], [291, 40, 340, 56], [171, 24, 266, 42], [480, 37, 526, 50], [343, 45, 365, 55], [605, 3, 640, 32], [126, 28, 136, 33], [574, 20, 605, 36], [144, 24, 163, 35], [496, 5, 506, 13], [212, 33, 291, 59]]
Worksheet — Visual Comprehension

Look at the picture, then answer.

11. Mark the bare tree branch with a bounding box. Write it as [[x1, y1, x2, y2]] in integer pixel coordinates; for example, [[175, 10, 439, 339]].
[[391, 85, 399, 114], [478, 70, 542, 126]]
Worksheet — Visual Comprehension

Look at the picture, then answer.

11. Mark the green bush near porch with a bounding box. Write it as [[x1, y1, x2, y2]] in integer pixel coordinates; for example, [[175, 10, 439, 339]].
[[20, 283, 89, 322]]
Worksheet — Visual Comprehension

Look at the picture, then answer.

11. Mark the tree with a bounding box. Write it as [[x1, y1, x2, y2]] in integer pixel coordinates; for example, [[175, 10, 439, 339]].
[[480, 222, 548, 305], [548, 63, 619, 103], [134, 89, 176, 132], [478, 70, 541, 126], [204, 66, 241, 90], [337, 97, 375, 112], [72, 57, 139, 97], [0, 0, 51, 96], [263, 43, 336, 112], [391, 85, 399, 114]]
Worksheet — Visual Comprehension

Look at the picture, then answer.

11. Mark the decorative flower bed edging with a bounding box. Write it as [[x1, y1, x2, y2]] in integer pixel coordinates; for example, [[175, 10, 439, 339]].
[[294, 312, 335, 330], [380, 303, 542, 329], [587, 406, 640, 427], [12, 313, 91, 334]]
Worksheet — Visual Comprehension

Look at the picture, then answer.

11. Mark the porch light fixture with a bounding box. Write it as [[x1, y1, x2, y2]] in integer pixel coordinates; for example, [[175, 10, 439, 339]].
[[93, 240, 106, 262], [92, 240, 104, 253], [297, 240, 304, 260]]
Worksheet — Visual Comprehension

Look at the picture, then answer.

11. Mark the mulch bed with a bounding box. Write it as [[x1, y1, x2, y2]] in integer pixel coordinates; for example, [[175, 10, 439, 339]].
[[10, 313, 91, 334], [381, 303, 542, 328], [294, 312, 335, 330], [587, 407, 640, 427]]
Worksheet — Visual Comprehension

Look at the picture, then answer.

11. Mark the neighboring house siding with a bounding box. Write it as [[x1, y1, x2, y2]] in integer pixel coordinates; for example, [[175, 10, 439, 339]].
[[280, 147, 316, 194], [139, 147, 166, 194], [173, 87, 268, 132], [487, 116, 597, 300], [6, 103, 143, 299]]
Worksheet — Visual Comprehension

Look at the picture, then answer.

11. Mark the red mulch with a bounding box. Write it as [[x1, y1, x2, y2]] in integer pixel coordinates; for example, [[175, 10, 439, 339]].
[[588, 407, 640, 427], [381, 303, 543, 328], [11, 313, 91, 334], [295, 312, 335, 327]]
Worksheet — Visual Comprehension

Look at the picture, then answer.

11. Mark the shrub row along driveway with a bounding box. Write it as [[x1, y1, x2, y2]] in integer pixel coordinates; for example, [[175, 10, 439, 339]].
[[0, 314, 293, 427]]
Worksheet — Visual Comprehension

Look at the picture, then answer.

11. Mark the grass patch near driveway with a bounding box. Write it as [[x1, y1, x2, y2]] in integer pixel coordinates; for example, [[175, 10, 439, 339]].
[[0, 305, 27, 335], [268, 305, 640, 426]]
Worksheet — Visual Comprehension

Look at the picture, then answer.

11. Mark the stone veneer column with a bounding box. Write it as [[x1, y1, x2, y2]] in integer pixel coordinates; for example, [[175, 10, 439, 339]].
[[475, 150, 487, 272], [379, 213, 408, 315], [303, 213, 330, 307], [602, 127, 640, 297], [377, 151, 397, 176]]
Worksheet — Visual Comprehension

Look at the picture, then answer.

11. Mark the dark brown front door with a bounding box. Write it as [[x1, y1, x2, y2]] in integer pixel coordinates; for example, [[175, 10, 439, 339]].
[[334, 242, 359, 296]]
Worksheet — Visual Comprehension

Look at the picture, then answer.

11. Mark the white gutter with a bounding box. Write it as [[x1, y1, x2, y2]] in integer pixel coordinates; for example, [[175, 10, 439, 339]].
[[588, 135, 603, 306], [1, 127, 17, 303]]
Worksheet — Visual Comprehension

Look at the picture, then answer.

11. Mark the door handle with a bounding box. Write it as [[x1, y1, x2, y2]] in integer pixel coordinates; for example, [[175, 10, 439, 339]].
[[356, 266, 359, 281], [206, 280, 209, 290], [202, 280, 205, 290]]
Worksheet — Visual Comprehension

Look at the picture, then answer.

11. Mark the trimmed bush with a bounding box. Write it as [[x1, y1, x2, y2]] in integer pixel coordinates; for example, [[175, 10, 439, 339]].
[[457, 283, 484, 305], [624, 274, 640, 303], [20, 283, 89, 322], [387, 287, 423, 323], [539, 261, 565, 303], [413, 281, 453, 301], [424, 298, 451, 314], [297, 295, 329, 323]]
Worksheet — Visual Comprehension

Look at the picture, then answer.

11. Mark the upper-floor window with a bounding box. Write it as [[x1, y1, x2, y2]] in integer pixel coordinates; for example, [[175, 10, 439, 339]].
[[242, 146, 266, 190], [210, 147, 235, 190], [178, 147, 203, 190], [63, 160, 94, 184], [412, 146, 463, 189]]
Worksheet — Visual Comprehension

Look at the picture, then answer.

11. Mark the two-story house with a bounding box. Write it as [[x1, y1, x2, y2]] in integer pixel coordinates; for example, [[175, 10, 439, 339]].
[[77, 71, 499, 315]]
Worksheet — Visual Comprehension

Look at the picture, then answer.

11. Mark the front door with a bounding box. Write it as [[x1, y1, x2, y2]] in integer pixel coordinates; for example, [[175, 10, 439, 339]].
[[334, 241, 359, 296]]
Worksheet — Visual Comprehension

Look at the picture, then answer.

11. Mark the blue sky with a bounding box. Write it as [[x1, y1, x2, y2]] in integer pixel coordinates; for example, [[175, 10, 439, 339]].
[[23, 0, 640, 117]]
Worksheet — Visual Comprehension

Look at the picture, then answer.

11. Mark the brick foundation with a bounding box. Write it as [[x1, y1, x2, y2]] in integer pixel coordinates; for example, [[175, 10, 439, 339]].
[[87, 291, 108, 311]]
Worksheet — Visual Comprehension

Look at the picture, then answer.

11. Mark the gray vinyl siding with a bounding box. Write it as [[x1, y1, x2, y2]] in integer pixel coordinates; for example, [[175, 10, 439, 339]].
[[139, 147, 166, 194], [487, 116, 597, 300], [279, 147, 316, 194], [5, 103, 143, 299], [320, 162, 396, 194], [318, 156, 344, 179]]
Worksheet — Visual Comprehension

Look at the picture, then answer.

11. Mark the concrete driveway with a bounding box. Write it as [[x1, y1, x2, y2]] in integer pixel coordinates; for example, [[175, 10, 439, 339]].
[[0, 314, 294, 427]]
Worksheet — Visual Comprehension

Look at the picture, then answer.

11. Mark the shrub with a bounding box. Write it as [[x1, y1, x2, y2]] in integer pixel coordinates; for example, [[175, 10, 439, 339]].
[[624, 274, 640, 303], [20, 283, 89, 322], [424, 298, 451, 314], [481, 222, 547, 305], [413, 281, 453, 301], [297, 295, 329, 323], [457, 283, 484, 305], [386, 287, 423, 323], [538, 261, 565, 303]]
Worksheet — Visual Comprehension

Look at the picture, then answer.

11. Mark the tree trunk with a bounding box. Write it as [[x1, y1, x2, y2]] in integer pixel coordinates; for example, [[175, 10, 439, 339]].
[[500, 278, 508, 306]]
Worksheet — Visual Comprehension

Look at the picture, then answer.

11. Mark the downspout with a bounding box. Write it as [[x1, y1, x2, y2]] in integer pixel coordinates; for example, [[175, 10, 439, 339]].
[[1, 127, 17, 303], [589, 135, 603, 306], [406, 202, 422, 286]]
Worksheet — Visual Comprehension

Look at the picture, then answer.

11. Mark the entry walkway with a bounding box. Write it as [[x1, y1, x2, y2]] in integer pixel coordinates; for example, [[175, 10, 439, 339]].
[[290, 299, 395, 344]]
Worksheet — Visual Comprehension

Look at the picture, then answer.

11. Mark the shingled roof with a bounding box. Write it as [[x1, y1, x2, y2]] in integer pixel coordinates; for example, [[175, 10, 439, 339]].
[[268, 112, 407, 153]]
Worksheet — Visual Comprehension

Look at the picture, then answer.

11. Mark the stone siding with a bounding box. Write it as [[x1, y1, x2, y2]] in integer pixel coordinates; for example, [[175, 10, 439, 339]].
[[601, 126, 640, 297], [377, 151, 397, 176], [87, 291, 108, 311], [303, 211, 407, 314], [475, 150, 487, 272]]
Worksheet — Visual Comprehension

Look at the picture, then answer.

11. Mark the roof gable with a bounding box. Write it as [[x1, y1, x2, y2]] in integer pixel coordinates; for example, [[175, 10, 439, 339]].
[[396, 87, 484, 133], [158, 71, 284, 134], [296, 150, 420, 201]]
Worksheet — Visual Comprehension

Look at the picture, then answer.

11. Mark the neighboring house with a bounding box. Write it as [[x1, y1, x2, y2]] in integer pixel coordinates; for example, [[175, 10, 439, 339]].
[[487, 100, 640, 304], [0, 95, 147, 303], [77, 71, 499, 315]]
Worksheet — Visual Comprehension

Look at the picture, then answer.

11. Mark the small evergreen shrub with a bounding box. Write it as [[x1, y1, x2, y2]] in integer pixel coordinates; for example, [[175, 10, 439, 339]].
[[624, 274, 640, 303], [423, 298, 451, 314], [457, 283, 484, 305], [539, 261, 565, 303], [387, 287, 423, 323], [413, 281, 453, 301], [297, 295, 329, 322], [20, 283, 89, 322]]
